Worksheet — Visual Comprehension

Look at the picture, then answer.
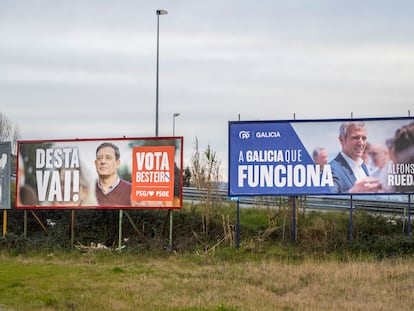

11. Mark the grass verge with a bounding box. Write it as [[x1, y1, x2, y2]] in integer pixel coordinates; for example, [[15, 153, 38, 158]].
[[0, 250, 414, 311]]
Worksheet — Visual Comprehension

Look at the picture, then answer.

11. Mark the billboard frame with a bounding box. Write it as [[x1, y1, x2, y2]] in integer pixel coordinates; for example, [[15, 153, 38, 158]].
[[228, 116, 414, 197], [16, 136, 184, 210]]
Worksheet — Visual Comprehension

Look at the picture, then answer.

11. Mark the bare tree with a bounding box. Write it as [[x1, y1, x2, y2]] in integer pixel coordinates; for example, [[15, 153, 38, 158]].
[[191, 137, 222, 235], [0, 112, 20, 154]]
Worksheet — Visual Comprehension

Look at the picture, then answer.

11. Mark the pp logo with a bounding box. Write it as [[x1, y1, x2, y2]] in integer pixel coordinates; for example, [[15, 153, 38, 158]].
[[239, 131, 250, 139]]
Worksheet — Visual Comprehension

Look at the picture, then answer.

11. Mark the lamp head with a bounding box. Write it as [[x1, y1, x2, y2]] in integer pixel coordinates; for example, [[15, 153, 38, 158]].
[[156, 10, 168, 15]]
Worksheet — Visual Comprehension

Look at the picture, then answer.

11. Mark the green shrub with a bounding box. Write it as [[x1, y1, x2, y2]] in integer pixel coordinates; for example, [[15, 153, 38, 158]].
[[1, 201, 413, 260]]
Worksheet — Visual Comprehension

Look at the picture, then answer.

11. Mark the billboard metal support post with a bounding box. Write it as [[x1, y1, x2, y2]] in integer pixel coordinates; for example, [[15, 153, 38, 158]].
[[235, 113, 241, 249], [2, 209, 6, 237], [291, 196, 296, 242], [408, 195, 411, 236], [124, 211, 140, 234], [349, 195, 353, 241], [118, 210, 123, 251], [236, 198, 240, 249], [23, 210, 27, 238], [169, 210, 173, 250], [70, 210, 75, 249]]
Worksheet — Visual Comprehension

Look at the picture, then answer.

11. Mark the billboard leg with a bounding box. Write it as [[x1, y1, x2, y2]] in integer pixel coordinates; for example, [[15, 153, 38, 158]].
[[24, 210, 27, 238], [349, 195, 353, 241], [408, 195, 411, 236], [291, 196, 296, 242], [235, 198, 240, 249], [124, 211, 140, 235], [2, 209, 7, 237], [70, 210, 75, 250], [169, 210, 173, 251], [118, 209, 123, 252], [30, 211, 48, 233]]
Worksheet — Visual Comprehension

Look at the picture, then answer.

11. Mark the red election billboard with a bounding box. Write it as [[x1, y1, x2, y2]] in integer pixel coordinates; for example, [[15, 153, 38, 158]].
[[16, 137, 183, 209]]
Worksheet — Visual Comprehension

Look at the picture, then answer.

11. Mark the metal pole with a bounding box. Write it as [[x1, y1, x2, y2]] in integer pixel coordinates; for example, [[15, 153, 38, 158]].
[[169, 112, 179, 251], [173, 114, 175, 136], [155, 10, 168, 137], [156, 9, 168, 250], [2, 210, 7, 237], [291, 196, 296, 242], [71, 209, 75, 249], [408, 195, 411, 236], [118, 209, 123, 251], [349, 195, 353, 241], [155, 13, 160, 137], [172, 113, 180, 136], [236, 198, 240, 248], [236, 114, 241, 249], [169, 210, 173, 250], [24, 210, 27, 238]]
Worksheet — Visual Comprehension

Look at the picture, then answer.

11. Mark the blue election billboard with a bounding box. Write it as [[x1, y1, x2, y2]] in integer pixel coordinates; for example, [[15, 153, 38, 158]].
[[228, 117, 414, 196]]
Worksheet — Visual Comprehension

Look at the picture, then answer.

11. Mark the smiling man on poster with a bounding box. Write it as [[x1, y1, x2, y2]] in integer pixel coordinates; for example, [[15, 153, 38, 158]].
[[95, 142, 132, 206], [330, 121, 382, 193]]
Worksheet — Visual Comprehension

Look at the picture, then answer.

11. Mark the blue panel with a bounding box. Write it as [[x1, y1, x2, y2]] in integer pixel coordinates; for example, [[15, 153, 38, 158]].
[[228, 117, 414, 196]]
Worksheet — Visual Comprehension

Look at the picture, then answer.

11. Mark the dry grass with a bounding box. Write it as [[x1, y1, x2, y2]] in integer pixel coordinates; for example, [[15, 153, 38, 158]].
[[0, 252, 413, 310]]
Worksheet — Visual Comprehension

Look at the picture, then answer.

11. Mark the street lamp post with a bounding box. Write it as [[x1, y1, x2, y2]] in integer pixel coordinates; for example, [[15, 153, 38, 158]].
[[169, 112, 180, 251], [155, 9, 168, 137], [172, 112, 180, 136]]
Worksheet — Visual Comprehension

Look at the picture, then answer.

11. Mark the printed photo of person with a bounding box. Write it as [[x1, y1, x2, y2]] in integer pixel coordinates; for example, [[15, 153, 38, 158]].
[[312, 146, 328, 171], [49, 162, 98, 207], [17, 153, 38, 206], [329, 121, 382, 193], [388, 121, 414, 192], [95, 142, 132, 206]]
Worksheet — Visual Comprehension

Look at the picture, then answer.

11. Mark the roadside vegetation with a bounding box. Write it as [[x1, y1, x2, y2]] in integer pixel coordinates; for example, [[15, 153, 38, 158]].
[[1, 201, 414, 311], [2, 198, 414, 259]]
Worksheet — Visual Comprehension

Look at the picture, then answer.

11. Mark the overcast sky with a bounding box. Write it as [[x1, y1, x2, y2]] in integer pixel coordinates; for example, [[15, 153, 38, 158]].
[[1, 0, 414, 180]]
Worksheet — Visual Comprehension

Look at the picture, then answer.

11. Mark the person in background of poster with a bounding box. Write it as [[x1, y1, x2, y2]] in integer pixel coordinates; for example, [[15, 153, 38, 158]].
[[362, 142, 376, 174], [17, 154, 38, 205], [330, 121, 382, 193], [369, 143, 393, 192], [389, 121, 414, 192], [312, 147, 328, 171], [50, 163, 98, 206], [95, 142, 132, 206]]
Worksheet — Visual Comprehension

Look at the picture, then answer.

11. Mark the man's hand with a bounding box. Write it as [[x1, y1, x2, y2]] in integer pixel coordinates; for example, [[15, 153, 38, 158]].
[[349, 177, 382, 193]]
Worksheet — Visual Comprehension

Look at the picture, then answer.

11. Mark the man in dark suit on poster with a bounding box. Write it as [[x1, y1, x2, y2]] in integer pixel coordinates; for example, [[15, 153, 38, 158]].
[[330, 121, 382, 193]]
